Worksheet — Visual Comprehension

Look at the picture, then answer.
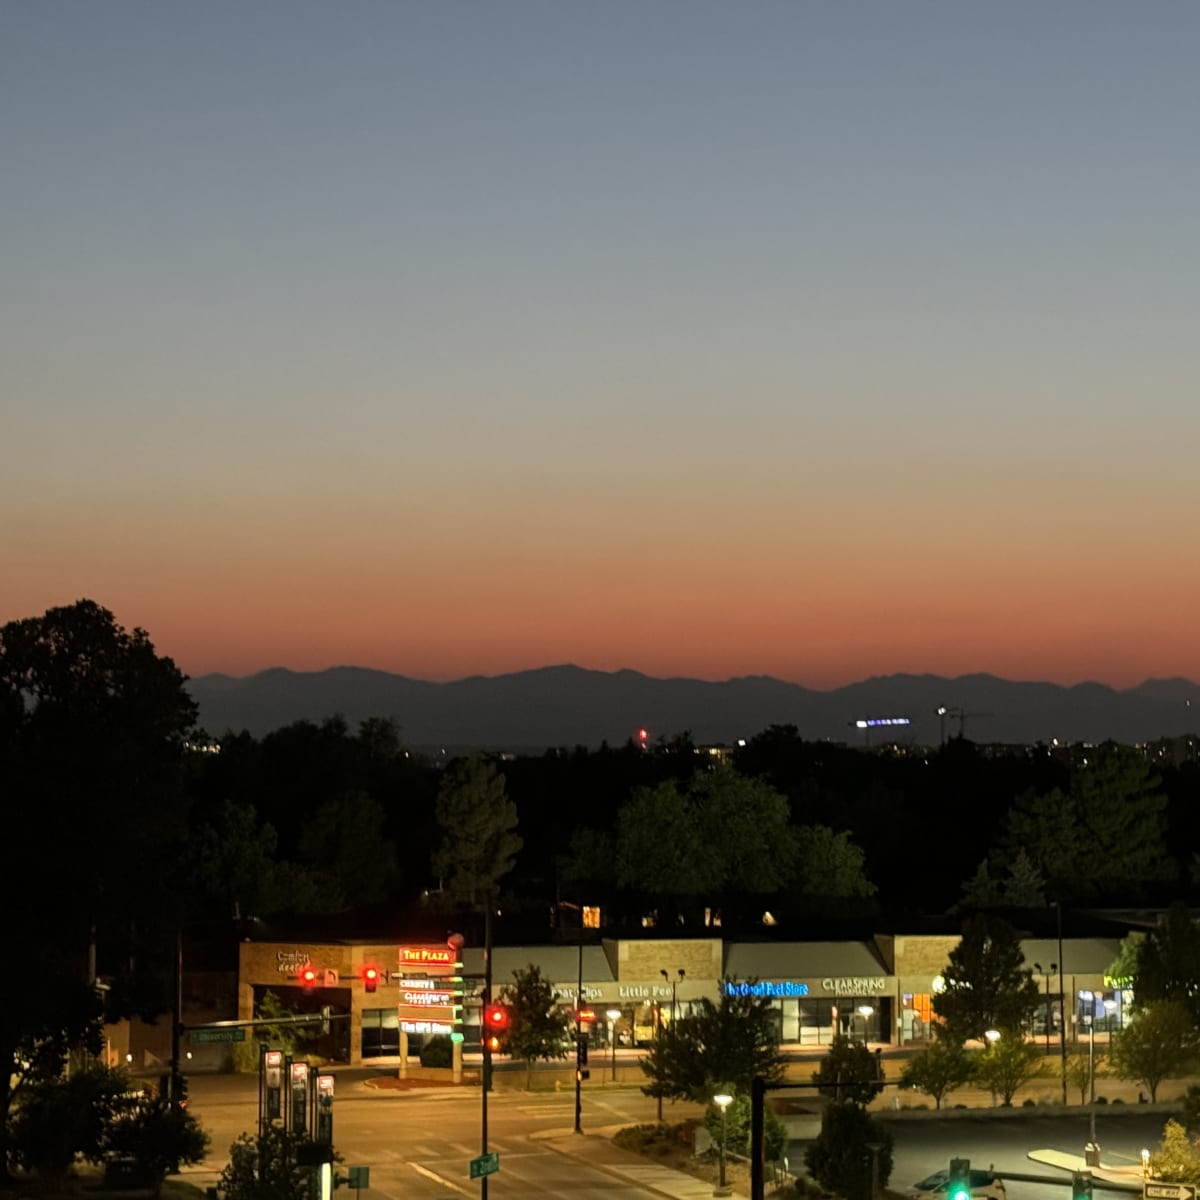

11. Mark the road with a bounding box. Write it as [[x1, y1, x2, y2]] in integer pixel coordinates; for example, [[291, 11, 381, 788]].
[[184, 1071, 706, 1199], [185, 1071, 1174, 1200]]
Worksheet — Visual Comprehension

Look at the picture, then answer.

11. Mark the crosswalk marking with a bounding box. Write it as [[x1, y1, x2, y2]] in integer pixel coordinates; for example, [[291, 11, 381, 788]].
[[409, 1162, 469, 1196]]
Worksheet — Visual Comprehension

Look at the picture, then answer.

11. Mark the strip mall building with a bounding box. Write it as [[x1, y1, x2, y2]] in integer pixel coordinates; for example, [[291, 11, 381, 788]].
[[233, 931, 1125, 1067]]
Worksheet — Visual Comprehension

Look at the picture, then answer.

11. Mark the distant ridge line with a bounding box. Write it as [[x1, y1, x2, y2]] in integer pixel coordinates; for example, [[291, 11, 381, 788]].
[[186, 664, 1199, 749]]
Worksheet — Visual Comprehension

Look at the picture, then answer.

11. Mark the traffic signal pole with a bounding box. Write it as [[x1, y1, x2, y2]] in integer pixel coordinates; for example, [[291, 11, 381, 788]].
[[574, 925, 583, 1134], [481, 897, 492, 1200]]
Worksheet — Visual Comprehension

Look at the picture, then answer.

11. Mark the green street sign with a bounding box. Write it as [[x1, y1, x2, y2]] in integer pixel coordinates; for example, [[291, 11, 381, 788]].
[[347, 1166, 369, 1189], [190, 1027, 247, 1044], [468, 1152, 499, 1180]]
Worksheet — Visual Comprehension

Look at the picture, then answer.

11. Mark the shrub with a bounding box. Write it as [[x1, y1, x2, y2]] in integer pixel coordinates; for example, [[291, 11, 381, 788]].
[[419, 1035, 453, 1069]]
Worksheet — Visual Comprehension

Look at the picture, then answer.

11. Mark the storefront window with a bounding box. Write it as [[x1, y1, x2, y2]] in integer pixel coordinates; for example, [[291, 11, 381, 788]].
[[361, 1007, 399, 1058]]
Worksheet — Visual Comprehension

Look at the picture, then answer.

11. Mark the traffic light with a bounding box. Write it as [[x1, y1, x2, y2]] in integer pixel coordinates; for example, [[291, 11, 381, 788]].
[[300, 966, 318, 990], [1073, 1172, 1093, 1200], [484, 1004, 509, 1052], [948, 1158, 971, 1200], [362, 965, 379, 993]]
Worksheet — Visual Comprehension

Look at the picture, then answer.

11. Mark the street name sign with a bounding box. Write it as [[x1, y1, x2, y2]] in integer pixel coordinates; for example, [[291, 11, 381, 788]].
[[190, 1027, 246, 1044], [469, 1152, 499, 1179], [1146, 1186, 1196, 1200]]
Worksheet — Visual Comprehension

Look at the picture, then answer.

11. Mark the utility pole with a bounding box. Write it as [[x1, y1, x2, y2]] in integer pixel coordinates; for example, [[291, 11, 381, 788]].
[[171, 927, 183, 1105], [1057, 900, 1068, 1106]]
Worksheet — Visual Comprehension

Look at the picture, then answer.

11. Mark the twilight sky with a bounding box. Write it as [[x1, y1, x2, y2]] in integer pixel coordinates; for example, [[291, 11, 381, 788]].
[[4, 2, 1198, 688]]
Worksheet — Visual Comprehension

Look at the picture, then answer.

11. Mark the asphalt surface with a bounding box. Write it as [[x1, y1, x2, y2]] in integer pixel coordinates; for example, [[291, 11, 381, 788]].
[[183, 1070, 707, 1199]]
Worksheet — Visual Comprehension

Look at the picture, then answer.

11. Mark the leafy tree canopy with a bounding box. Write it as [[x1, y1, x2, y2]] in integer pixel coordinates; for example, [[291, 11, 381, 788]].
[[974, 1036, 1043, 1106], [640, 990, 784, 1103], [1134, 904, 1200, 1025], [1109, 999, 1199, 1102], [812, 1037, 885, 1106], [616, 768, 796, 899], [899, 1037, 975, 1109], [500, 963, 570, 1088], [1002, 744, 1172, 902]]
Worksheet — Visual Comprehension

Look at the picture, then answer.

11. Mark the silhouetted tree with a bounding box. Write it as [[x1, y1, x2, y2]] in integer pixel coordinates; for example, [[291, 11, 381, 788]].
[[934, 914, 1040, 1044], [1134, 903, 1200, 1024], [432, 755, 522, 907], [1003, 744, 1171, 902]]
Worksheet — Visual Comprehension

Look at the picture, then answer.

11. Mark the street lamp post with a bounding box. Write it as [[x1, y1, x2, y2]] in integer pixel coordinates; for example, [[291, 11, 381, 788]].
[[1034, 962, 1057, 1052], [661, 967, 685, 1028], [606, 1008, 621, 1082], [857, 1005, 874, 1044], [713, 1093, 733, 1197]]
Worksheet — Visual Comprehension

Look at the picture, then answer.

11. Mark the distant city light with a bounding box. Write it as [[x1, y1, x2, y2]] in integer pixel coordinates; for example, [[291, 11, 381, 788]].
[[855, 717, 911, 729]]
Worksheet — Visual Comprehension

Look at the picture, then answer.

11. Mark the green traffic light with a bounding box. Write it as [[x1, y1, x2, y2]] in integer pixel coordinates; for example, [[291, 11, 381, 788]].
[[951, 1189, 970, 1200]]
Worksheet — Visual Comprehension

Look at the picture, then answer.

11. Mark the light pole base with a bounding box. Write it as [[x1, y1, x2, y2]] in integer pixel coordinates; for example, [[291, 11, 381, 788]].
[[713, 1187, 733, 1197]]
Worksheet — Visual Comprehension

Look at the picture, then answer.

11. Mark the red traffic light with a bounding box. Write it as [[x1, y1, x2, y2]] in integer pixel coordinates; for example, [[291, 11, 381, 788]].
[[484, 1005, 509, 1030], [362, 966, 379, 993], [300, 967, 318, 989]]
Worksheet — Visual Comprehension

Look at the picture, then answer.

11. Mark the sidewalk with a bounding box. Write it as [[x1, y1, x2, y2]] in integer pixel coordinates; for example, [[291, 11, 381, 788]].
[[1028, 1148, 1145, 1191], [533, 1124, 743, 1199]]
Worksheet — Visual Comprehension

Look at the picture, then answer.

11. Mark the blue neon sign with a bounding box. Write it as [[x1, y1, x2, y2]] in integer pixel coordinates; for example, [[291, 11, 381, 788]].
[[721, 980, 809, 998]]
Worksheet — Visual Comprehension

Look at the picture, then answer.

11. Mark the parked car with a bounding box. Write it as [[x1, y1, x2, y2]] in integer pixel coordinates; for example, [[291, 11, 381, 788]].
[[907, 1169, 1007, 1200]]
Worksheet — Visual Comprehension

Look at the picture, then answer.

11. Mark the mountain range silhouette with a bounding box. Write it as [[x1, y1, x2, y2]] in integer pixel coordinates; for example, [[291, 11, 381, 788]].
[[188, 665, 1199, 750]]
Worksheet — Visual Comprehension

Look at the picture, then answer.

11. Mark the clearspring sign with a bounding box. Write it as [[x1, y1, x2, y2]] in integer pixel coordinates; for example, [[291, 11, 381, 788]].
[[721, 980, 810, 998]]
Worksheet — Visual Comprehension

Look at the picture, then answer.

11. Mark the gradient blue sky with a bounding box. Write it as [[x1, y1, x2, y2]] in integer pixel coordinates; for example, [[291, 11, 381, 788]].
[[4, 2, 1198, 686]]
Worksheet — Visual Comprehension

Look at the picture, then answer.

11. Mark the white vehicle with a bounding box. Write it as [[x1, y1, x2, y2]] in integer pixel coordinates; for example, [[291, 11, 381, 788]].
[[907, 1169, 1007, 1200]]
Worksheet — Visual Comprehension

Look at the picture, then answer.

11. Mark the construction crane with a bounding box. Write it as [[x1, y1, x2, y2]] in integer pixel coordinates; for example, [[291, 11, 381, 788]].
[[935, 705, 994, 746]]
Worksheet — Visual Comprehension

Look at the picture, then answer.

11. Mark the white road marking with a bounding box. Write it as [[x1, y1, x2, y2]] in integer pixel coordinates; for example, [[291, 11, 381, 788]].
[[409, 1162, 470, 1196]]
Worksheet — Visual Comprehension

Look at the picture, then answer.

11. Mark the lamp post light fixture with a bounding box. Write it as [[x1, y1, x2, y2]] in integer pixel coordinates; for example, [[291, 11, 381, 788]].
[[857, 1004, 875, 1044], [606, 1008, 621, 1082], [661, 967, 686, 1027], [713, 1093, 733, 1197]]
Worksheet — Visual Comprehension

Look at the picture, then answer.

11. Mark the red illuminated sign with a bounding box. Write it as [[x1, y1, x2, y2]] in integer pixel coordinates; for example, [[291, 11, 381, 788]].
[[399, 946, 456, 967]]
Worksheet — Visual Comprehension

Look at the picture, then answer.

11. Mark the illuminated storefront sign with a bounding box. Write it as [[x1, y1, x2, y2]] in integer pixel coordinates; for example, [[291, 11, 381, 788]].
[[721, 980, 810, 998], [821, 977, 889, 995], [401, 990, 456, 1006], [399, 945, 458, 968]]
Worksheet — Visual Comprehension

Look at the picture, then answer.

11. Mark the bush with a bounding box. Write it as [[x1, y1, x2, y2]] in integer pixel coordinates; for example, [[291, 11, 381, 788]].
[[613, 1123, 688, 1156], [1181, 1084, 1200, 1133], [9, 1065, 131, 1186], [103, 1094, 209, 1190], [1022, 1098, 1036, 1107], [219, 1125, 341, 1200], [419, 1035, 453, 1068], [805, 1101, 893, 1200], [703, 1093, 786, 1163]]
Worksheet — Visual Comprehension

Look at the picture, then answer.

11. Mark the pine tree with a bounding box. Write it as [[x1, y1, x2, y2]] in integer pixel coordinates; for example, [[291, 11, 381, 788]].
[[431, 755, 522, 907]]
